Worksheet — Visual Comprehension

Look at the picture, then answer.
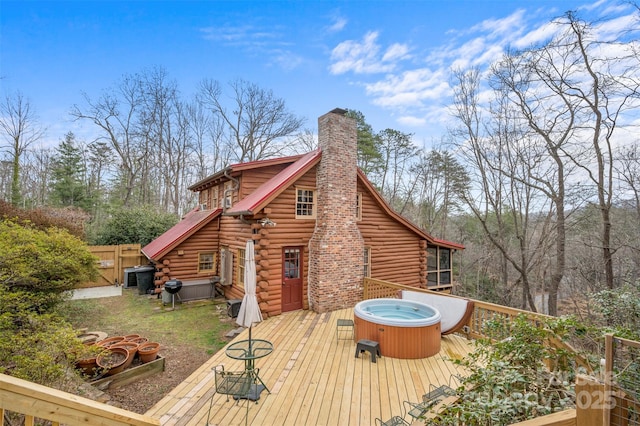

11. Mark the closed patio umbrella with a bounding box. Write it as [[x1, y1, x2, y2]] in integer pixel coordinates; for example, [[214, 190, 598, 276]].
[[236, 240, 262, 348]]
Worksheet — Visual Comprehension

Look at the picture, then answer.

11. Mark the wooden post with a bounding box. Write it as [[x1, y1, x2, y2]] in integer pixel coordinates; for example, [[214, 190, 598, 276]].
[[576, 374, 605, 426], [604, 333, 614, 426]]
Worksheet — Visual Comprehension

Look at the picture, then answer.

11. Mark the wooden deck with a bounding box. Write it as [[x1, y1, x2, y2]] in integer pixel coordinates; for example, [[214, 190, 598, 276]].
[[145, 308, 472, 426]]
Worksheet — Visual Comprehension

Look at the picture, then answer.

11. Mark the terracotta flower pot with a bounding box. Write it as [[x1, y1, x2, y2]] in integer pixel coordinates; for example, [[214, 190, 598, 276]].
[[111, 342, 138, 369], [97, 336, 125, 348], [123, 334, 141, 341], [137, 342, 160, 363], [96, 347, 129, 376], [129, 337, 148, 345], [75, 356, 98, 376]]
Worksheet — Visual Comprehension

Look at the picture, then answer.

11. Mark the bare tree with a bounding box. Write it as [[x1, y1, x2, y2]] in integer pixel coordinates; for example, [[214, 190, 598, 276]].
[[71, 74, 145, 206], [552, 13, 640, 290], [198, 79, 305, 162], [451, 67, 560, 312], [0, 92, 44, 205], [188, 100, 227, 180]]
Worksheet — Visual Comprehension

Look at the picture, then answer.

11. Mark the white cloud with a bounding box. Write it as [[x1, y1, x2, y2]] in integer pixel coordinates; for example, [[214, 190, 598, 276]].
[[397, 115, 427, 126], [329, 31, 410, 75], [470, 9, 526, 40], [382, 43, 411, 62], [326, 15, 347, 33], [366, 68, 451, 108], [329, 0, 640, 143], [270, 50, 305, 71], [513, 21, 558, 48]]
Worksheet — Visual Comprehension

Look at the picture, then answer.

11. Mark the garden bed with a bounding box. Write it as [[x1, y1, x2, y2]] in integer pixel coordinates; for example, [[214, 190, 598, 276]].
[[91, 356, 165, 390]]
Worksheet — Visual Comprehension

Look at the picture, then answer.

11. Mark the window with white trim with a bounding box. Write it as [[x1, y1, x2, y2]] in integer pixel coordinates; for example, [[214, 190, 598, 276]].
[[295, 187, 316, 219]]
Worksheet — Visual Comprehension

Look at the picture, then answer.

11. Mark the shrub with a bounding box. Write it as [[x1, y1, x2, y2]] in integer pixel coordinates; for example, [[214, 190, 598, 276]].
[[0, 200, 88, 239], [0, 303, 87, 388], [433, 315, 584, 425], [0, 219, 97, 308], [91, 206, 178, 246], [0, 219, 99, 388]]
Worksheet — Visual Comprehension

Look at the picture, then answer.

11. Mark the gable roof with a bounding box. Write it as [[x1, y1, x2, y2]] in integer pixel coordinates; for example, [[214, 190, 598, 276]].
[[144, 148, 463, 262], [188, 154, 306, 192], [226, 149, 321, 216], [142, 207, 222, 261]]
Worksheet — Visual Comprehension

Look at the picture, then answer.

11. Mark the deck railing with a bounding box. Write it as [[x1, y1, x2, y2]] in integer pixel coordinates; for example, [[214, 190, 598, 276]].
[[363, 277, 547, 340], [363, 278, 640, 426], [363, 278, 593, 371], [606, 334, 640, 426], [0, 373, 159, 426]]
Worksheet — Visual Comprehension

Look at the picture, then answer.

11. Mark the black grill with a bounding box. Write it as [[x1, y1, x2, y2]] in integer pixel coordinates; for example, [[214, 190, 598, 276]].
[[164, 279, 182, 294]]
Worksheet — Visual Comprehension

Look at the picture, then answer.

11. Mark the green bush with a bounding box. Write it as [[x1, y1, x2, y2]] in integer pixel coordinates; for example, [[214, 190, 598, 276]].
[[0, 219, 99, 387], [592, 284, 640, 339], [91, 206, 178, 246], [0, 220, 97, 306], [434, 315, 583, 425], [0, 304, 88, 388]]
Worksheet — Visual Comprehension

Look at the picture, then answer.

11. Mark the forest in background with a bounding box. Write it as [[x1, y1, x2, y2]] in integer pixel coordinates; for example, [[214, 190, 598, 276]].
[[1, 11, 639, 322]]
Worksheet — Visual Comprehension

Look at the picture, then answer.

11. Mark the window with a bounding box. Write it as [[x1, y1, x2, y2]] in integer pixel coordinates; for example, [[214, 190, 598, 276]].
[[199, 189, 208, 210], [237, 248, 246, 288], [211, 187, 218, 209], [426, 246, 452, 289], [295, 188, 316, 219], [356, 193, 363, 221], [283, 248, 300, 279], [198, 252, 215, 273], [363, 247, 371, 278]]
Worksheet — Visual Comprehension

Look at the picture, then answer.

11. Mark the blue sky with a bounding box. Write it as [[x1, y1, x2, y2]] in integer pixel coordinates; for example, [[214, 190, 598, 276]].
[[1, 0, 636, 148]]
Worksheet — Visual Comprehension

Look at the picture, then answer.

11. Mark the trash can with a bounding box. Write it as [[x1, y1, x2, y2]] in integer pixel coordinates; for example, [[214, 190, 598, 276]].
[[123, 268, 138, 288], [134, 266, 156, 295]]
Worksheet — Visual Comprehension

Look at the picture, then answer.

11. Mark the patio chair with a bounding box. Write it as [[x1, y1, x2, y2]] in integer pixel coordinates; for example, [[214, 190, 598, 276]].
[[403, 383, 456, 420], [374, 416, 410, 426], [212, 364, 252, 402]]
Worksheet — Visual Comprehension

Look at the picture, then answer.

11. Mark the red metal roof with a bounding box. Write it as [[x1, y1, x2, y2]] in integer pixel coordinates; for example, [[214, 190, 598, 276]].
[[226, 149, 321, 216], [141, 207, 222, 261], [188, 154, 306, 191], [144, 148, 463, 262]]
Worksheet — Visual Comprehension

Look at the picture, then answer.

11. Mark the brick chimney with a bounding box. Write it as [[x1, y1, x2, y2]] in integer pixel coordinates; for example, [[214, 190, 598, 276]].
[[308, 109, 365, 313]]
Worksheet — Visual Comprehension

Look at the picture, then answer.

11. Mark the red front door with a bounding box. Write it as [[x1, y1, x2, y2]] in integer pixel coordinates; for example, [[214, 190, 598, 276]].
[[282, 247, 303, 312]]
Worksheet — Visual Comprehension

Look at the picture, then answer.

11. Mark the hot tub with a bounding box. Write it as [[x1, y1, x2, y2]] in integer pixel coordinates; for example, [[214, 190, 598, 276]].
[[354, 298, 442, 359]]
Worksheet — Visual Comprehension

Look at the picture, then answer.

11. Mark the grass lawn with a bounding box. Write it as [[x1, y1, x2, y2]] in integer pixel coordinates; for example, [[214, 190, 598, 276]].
[[58, 288, 240, 413], [62, 288, 237, 353]]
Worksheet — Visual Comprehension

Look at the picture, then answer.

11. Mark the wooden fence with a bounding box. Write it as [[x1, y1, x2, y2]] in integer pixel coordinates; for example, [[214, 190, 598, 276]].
[[0, 373, 159, 426], [81, 244, 148, 288]]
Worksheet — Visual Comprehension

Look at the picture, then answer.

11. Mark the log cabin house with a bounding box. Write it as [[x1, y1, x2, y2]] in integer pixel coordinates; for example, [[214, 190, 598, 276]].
[[142, 109, 464, 317]]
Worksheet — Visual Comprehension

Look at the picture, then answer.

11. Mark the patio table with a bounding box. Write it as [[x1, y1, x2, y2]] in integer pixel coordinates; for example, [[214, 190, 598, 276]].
[[225, 338, 273, 396]]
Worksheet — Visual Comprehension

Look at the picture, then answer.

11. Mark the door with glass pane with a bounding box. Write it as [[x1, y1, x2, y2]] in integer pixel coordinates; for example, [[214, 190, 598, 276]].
[[282, 247, 303, 312]]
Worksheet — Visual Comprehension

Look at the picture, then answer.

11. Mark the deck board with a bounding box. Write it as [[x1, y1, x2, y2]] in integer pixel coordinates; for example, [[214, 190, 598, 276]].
[[145, 308, 472, 425]]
